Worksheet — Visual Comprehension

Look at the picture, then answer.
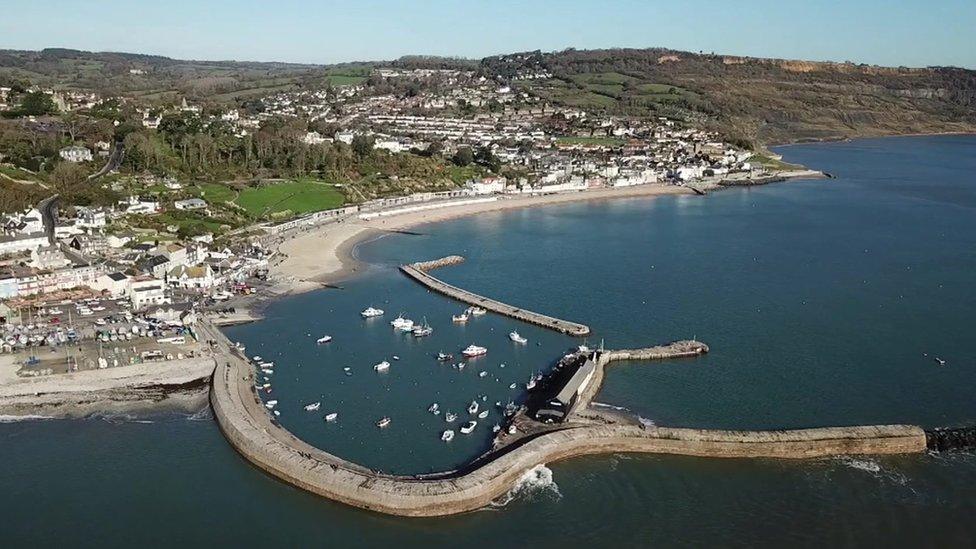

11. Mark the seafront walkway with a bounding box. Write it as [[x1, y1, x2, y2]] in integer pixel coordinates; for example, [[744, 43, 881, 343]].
[[400, 256, 591, 336], [204, 321, 927, 517]]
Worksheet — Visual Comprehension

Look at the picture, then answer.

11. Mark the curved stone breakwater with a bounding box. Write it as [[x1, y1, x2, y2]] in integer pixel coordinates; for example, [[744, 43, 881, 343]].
[[204, 322, 928, 517], [400, 256, 591, 336]]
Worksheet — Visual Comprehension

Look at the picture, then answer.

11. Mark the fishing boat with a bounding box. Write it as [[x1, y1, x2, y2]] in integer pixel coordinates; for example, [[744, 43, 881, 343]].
[[452, 312, 469, 323], [376, 417, 391, 428], [441, 430, 455, 442], [460, 421, 477, 434], [390, 315, 414, 331], [466, 306, 487, 316], [462, 344, 487, 358], [526, 378, 537, 390], [477, 409, 489, 419], [374, 361, 390, 372], [304, 402, 321, 412], [412, 318, 433, 337], [324, 412, 338, 422], [445, 412, 457, 423], [509, 331, 528, 344], [436, 352, 453, 362], [467, 401, 479, 415], [361, 307, 384, 318], [428, 403, 440, 414], [316, 335, 332, 344]]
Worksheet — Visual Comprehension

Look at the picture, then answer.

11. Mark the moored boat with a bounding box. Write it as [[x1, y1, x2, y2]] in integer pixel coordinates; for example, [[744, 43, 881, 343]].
[[361, 307, 384, 318], [374, 361, 390, 372], [477, 409, 489, 419], [466, 306, 487, 316], [462, 344, 487, 358], [445, 412, 457, 423], [460, 420, 477, 434], [509, 331, 528, 344], [452, 312, 469, 323], [316, 335, 332, 344], [376, 417, 391, 428], [441, 430, 454, 442], [324, 412, 338, 422], [304, 402, 321, 412], [467, 401, 479, 415]]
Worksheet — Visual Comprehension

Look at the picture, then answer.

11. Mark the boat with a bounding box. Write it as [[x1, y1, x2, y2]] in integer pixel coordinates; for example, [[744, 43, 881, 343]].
[[412, 318, 433, 337], [441, 430, 455, 442], [428, 403, 440, 414], [304, 402, 321, 412], [462, 344, 487, 358], [390, 315, 414, 331], [265, 400, 278, 409], [509, 331, 528, 344], [376, 417, 391, 428], [374, 361, 390, 372], [452, 313, 469, 323], [361, 307, 385, 318], [253, 356, 262, 362], [392, 355, 400, 361], [477, 409, 489, 419], [259, 361, 275, 368], [526, 378, 537, 390], [466, 306, 487, 316], [324, 412, 338, 422], [492, 425, 501, 433], [437, 352, 453, 362], [478, 371, 488, 378], [509, 383, 517, 389], [935, 357, 947, 366], [467, 401, 479, 415], [445, 412, 457, 423], [460, 421, 477, 434], [273, 410, 281, 417], [316, 335, 332, 344], [508, 424, 517, 434]]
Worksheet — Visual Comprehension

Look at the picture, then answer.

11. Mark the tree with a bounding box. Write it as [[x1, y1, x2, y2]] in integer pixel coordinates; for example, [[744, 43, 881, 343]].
[[5, 91, 57, 118], [50, 162, 87, 188], [425, 140, 444, 157], [452, 147, 473, 167], [351, 134, 375, 158]]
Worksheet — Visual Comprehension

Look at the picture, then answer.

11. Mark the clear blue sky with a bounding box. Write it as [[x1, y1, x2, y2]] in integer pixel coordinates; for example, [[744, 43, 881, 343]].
[[1, 0, 973, 68]]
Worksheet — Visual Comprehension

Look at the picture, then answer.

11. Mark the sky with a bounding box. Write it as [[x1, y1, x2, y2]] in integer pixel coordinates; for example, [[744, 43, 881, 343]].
[[1, 0, 973, 68]]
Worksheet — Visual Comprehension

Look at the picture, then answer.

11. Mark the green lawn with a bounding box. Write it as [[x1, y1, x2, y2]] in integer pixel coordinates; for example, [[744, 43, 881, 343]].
[[747, 154, 804, 171], [194, 182, 238, 203], [235, 179, 345, 218]]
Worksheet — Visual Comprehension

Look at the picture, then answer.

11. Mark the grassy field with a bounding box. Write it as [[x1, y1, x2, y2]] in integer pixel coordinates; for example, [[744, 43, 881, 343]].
[[747, 154, 805, 171], [193, 182, 238, 203], [556, 136, 627, 146], [235, 179, 345, 218]]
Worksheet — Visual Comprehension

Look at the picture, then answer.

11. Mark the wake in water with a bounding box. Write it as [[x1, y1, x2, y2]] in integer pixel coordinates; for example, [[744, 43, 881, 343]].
[[93, 413, 155, 425], [489, 464, 561, 509], [838, 457, 882, 473], [185, 406, 213, 422], [833, 456, 910, 487]]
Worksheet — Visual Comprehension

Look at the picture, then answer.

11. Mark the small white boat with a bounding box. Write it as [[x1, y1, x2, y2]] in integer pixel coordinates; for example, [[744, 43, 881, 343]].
[[265, 400, 278, 409], [445, 412, 457, 423], [462, 344, 487, 358], [508, 424, 518, 434], [361, 307, 385, 318], [273, 410, 281, 417], [390, 315, 414, 331], [479, 371, 488, 377], [466, 306, 487, 316], [304, 402, 321, 412], [412, 319, 433, 337], [376, 417, 391, 428], [324, 412, 338, 422], [253, 356, 262, 362], [452, 313, 469, 323], [935, 357, 947, 366], [467, 401, 479, 415], [316, 335, 332, 344], [374, 361, 390, 372], [392, 355, 400, 361], [259, 361, 275, 368], [428, 403, 440, 414], [477, 409, 489, 419], [441, 430, 455, 442], [509, 331, 528, 344], [526, 378, 537, 390], [460, 421, 477, 434], [509, 383, 517, 389]]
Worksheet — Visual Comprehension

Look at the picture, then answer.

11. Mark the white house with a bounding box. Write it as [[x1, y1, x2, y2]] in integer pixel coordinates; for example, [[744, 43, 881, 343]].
[[59, 146, 93, 163], [128, 276, 168, 310], [167, 264, 214, 290], [91, 272, 131, 298], [76, 207, 107, 228], [173, 198, 207, 211]]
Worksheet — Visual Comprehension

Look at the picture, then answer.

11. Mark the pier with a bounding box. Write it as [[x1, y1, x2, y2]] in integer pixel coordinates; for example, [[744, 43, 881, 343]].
[[400, 256, 591, 336], [204, 321, 929, 517]]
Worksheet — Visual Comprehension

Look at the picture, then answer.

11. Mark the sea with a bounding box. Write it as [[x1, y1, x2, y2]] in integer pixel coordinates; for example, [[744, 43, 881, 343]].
[[2, 135, 975, 547]]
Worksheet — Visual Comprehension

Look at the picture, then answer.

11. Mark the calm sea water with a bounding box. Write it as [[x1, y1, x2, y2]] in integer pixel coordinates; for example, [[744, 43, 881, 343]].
[[3, 135, 975, 547]]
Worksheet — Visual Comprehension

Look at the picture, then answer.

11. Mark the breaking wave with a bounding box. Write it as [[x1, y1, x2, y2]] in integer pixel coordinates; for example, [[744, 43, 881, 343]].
[[839, 457, 882, 473], [490, 464, 561, 508], [0, 414, 54, 423]]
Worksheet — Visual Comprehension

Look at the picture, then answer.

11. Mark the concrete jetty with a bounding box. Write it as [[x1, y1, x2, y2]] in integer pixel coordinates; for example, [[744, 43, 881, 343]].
[[400, 256, 591, 336], [205, 322, 928, 517]]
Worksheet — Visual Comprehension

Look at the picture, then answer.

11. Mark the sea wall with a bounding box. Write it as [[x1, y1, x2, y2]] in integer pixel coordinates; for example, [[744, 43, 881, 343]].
[[400, 258, 591, 336], [206, 322, 927, 517]]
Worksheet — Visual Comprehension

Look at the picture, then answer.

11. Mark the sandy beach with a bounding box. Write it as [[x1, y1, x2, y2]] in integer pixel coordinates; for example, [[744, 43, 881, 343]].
[[273, 184, 695, 290]]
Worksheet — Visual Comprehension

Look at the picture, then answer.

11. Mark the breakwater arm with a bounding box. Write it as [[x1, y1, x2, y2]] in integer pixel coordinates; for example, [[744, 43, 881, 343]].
[[205, 323, 927, 517], [400, 256, 591, 336]]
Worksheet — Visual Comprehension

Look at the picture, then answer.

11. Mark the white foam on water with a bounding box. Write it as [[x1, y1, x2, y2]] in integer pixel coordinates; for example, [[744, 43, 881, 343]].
[[0, 414, 54, 423], [185, 407, 213, 421], [839, 457, 882, 473], [489, 464, 561, 509]]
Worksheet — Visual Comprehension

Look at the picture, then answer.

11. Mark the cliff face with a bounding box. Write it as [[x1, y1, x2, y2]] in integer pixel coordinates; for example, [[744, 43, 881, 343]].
[[503, 48, 976, 145]]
